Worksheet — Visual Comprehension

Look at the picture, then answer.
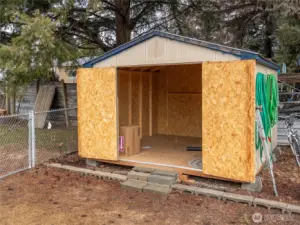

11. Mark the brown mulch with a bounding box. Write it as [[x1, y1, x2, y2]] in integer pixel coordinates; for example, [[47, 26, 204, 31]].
[[1, 167, 299, 225], [185, 146, 300, 205], [235, 146, 300, 204]]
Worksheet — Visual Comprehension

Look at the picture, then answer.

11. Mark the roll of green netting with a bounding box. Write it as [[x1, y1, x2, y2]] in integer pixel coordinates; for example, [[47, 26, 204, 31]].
[[255, 73, 278, 162], [267, 74, 279, 127]]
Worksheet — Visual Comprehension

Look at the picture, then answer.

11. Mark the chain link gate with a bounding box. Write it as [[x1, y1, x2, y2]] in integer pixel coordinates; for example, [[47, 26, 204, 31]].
[[0, 108, 78, 179], [0, 113, 32, 178]]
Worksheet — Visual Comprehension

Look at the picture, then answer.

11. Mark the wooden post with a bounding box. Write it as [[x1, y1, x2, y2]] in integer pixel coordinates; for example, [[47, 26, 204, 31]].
[[128, 72, 132, 125], [61, 79, 70, 128], [149, 73, 152, 136], [139, 73, 143, 137]]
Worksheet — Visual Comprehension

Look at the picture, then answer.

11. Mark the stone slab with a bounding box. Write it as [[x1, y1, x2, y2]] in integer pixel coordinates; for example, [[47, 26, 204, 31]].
[[253, 198, 288, 212], [133, 167, 155, 173], [194, 187, 224, 200], [152, 170, 178, 178], [222, 192, 254, 206], [121, 180, 147, 191], [287, 204, 300, 215], [143, 183, 171, 195], [127, 171, 151, 181], [148, 174, 177, 186], [171, 184, 197, 193]]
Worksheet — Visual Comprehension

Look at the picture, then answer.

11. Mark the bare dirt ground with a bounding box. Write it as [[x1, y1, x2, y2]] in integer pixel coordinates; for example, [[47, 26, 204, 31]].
[[1, 166, 300, 225]]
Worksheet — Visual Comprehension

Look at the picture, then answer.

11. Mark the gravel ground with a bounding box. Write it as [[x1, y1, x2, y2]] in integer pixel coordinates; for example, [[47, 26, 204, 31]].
[[1, 166, 300, 225]]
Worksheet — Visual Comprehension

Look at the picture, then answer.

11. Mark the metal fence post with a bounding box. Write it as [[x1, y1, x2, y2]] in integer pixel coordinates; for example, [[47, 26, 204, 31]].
[[30, 110, 36, 167], [28, 112, 32, 168]]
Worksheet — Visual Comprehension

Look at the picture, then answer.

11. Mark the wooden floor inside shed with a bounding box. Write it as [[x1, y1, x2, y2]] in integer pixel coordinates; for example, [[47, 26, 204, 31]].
[[119, 135, 202, 170]]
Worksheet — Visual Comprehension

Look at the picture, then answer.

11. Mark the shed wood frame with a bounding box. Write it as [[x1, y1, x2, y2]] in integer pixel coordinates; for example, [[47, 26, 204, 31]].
[[77, 31, 279, 183]]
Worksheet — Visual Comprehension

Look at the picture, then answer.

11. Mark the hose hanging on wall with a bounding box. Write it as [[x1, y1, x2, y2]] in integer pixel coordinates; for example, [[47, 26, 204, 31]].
[[255, 73, 279, 162]]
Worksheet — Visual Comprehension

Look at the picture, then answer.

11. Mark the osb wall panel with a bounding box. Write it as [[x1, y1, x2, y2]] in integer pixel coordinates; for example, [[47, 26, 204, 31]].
[[152, 73, 159, 135], [156, 70, 168, 134], [167, 64, 202, 93], [154, 64, 202, 137], [77, 68, 118, 160], [131, 72, 140, 126], [142, 73, 150, 136], [168, 94, 202, 137], [202, 60, 255, 182], [118, 70, 129, 126]]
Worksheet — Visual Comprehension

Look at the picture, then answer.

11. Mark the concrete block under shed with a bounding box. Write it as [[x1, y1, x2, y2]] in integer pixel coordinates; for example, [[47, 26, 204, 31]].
[[241, 176, 263, 192], [85, 159, 99, 167]]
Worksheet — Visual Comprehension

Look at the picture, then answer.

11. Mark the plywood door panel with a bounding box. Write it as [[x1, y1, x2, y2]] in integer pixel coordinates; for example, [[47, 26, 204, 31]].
[[202, 60, 255, 182], [77, 68, 118, 160]]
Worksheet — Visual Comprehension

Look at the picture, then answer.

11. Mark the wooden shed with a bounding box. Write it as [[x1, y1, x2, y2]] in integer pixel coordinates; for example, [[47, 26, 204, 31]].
[[77, 31, 280, 183]]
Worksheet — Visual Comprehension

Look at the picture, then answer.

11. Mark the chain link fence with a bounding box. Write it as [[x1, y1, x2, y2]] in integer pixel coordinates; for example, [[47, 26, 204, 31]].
[[0, 108, 77, 179], [278, 92, 300, 144], [34, 108, 78, 165]]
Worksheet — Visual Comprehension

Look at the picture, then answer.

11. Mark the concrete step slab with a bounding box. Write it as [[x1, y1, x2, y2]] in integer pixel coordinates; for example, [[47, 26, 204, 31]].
[[143, 183, 171, 195], [287, 204, 300, 215], [171, 184, 197, 194], [148, 174, 177, 186], [121, 180, 147, 191], [253, 198, 288, 212], [152, 170, 178, 178], [127, 171, 151, 181], [222, 192, 254, 206], [133, 167, 155, 173], [194, 187, 224, 200]]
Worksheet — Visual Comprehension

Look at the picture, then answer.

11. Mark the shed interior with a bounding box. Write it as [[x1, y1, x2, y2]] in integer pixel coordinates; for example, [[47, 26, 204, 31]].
[[117, 63, 203, 170]]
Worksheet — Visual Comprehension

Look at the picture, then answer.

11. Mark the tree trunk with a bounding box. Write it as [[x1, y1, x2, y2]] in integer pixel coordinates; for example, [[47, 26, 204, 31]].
[[5, 84, 10, 114], [115, 0, 132, 46], [11, 88, 16, 114], [264, 12, 275, 58]]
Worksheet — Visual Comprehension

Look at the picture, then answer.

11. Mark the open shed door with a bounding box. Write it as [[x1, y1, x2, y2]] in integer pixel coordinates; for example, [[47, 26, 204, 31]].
[[77, 68, 118, 161], [202, 60, 255, 182]]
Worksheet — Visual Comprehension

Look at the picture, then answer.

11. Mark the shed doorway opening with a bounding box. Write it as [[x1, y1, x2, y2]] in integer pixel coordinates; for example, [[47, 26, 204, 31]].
[[117, 63, 202, 171]]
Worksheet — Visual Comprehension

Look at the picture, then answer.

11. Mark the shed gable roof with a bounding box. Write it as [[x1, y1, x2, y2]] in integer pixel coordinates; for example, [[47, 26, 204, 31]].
[[83, 30, 279, 70]]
